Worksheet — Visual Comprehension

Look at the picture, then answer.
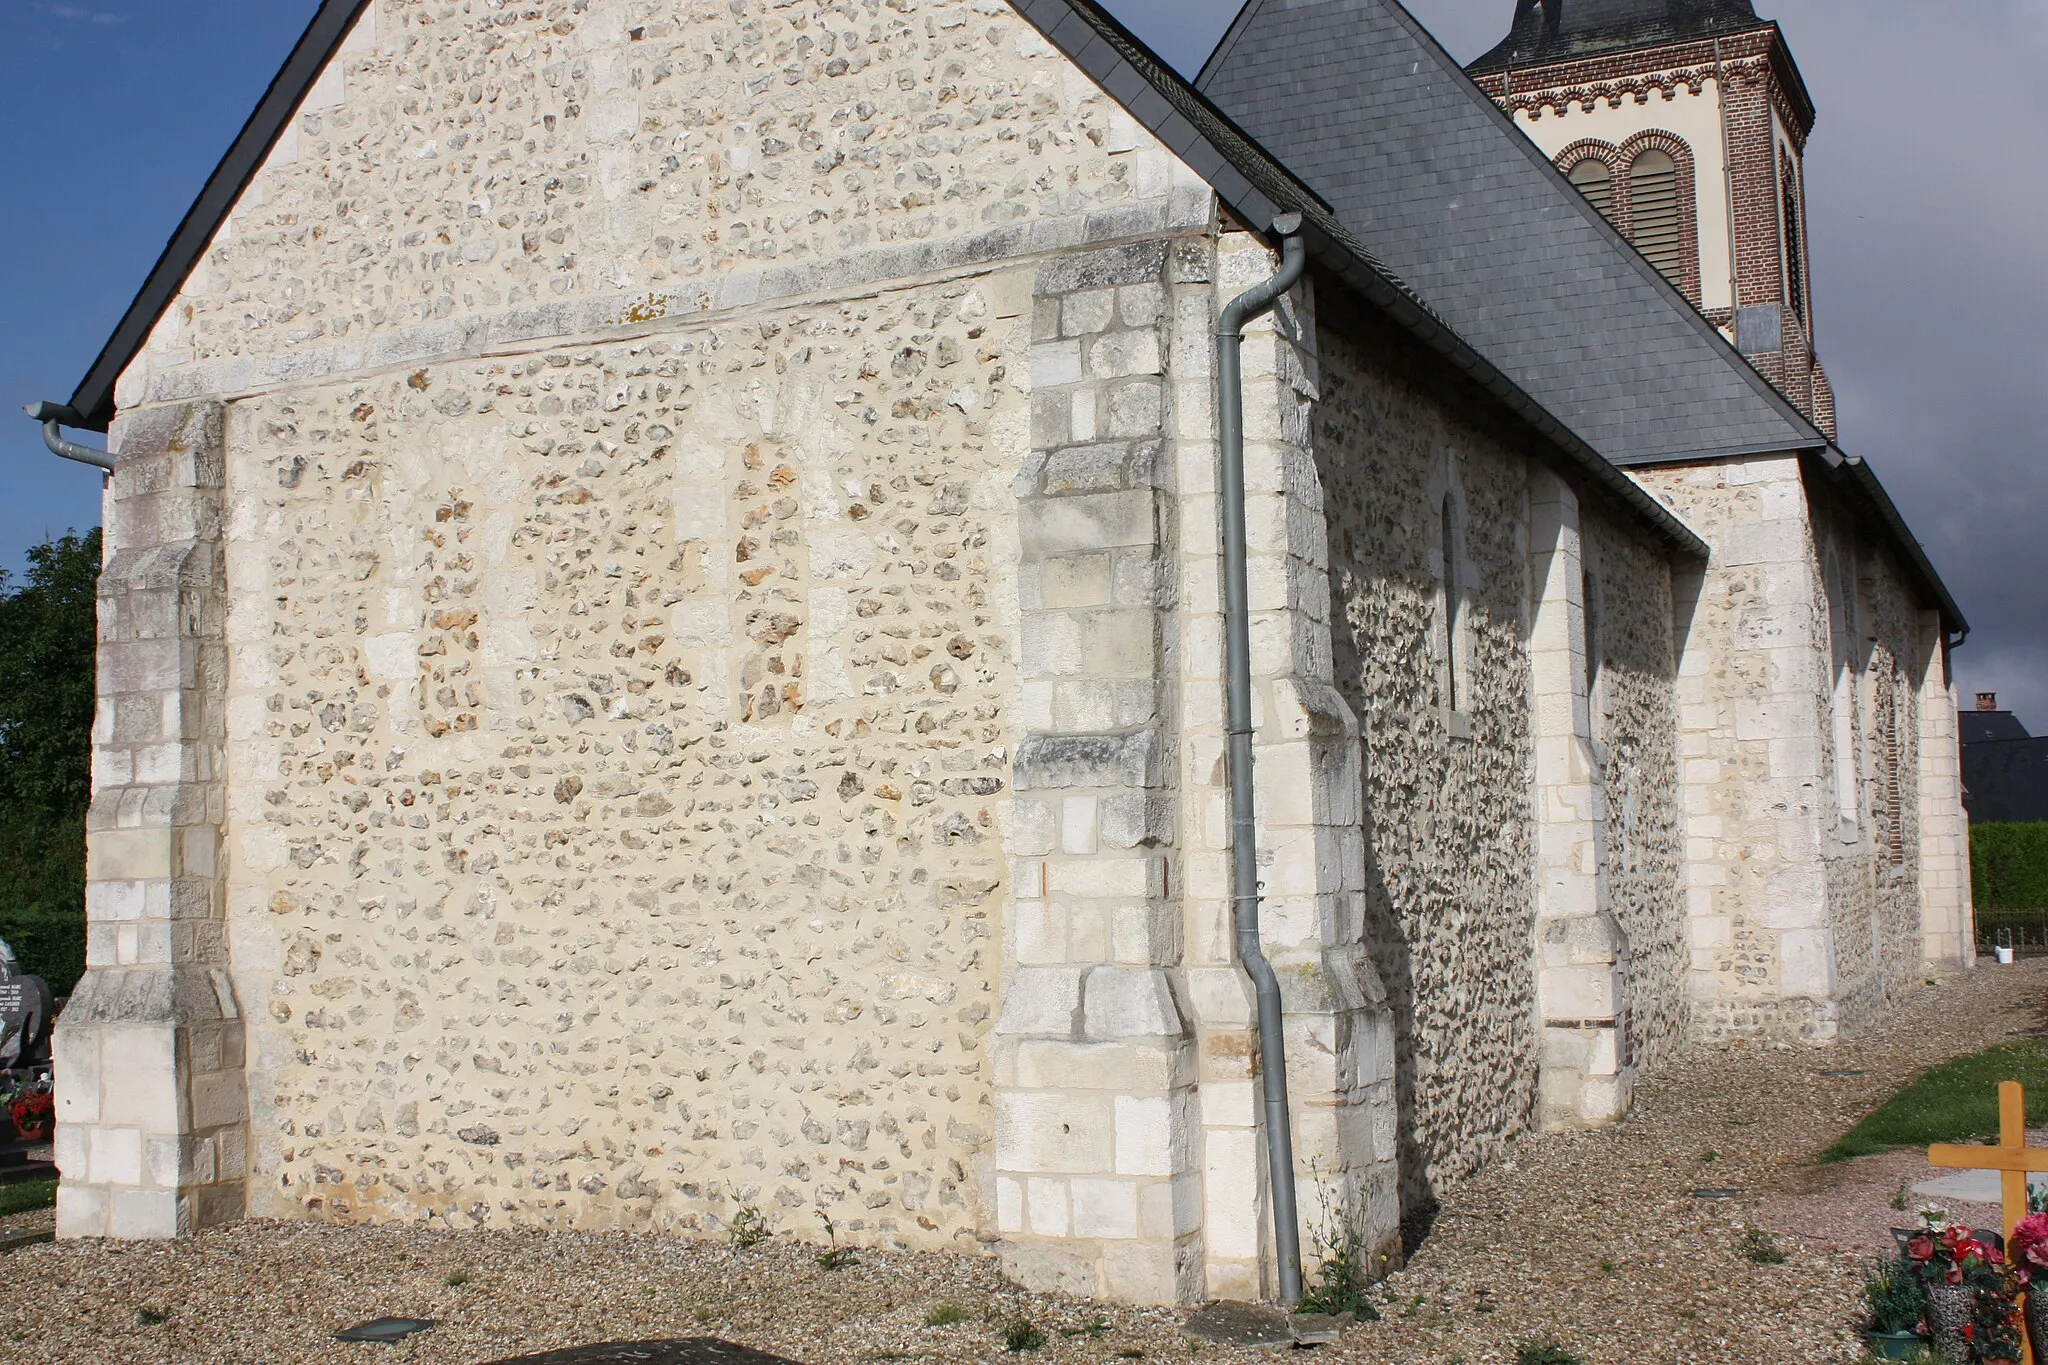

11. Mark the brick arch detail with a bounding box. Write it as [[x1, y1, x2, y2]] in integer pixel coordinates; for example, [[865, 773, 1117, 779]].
[[1549, 132, 1703, 309], [1614, 129, 1704, 308]]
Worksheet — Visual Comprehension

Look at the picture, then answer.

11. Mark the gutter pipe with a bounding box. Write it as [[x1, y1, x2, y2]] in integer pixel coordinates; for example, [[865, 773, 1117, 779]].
[[1217, 212, 1308, 1307], [25, 403, 115, 472]]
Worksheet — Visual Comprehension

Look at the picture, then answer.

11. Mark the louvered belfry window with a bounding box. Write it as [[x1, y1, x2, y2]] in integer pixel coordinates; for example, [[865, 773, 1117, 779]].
[[1628, 149, 1685, 284], [1568, 157, 1615, 220]]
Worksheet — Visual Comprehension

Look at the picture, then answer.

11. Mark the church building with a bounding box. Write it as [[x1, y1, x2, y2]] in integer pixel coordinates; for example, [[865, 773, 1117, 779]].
[[30, 0, 1971, 1308]]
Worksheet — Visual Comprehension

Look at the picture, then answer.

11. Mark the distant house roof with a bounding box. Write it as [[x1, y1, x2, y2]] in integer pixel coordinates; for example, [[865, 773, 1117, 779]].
[[1964, 710, 2034, 745], [1194, 0, 1964, 635], [1964, 737, 2048, 824], [1468, 0, 1767, 75]]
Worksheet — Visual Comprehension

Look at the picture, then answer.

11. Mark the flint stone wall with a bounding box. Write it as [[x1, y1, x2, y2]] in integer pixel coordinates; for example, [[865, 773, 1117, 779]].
[[1580, 511, 1687, 1075], [113, 0, 1213, 1251], [1310, 289, 1688, 1209], [1633, 455, 1949, 1043]]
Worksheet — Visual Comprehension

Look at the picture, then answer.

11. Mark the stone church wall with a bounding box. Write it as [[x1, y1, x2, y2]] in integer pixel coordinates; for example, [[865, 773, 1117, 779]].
[[1308, 287, 1689, 1211], [1808, 472, 1928, 1033], [1579, 511, 1687, 1075], [95, 0, 1219, 1251], [219, 286, 1022, 1244], [1634, 455, 1943, 1044], [1309, 291, 1539, 1210]]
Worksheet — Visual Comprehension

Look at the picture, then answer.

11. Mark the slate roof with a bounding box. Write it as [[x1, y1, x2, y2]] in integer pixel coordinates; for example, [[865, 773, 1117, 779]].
[[1196, 0, 1817, 467], [1468, 0, 1767, 75], [1194, 0, 1965, 632], [1963, 736, 2048, 825], [1963, 711, 2033, 745]]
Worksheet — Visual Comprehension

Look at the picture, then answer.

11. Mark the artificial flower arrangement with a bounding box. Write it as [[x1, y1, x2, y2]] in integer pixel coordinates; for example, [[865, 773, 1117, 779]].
[[0, 1070, 53, 1143], [2009, 1212, 2048, 1287], [1903, 1206, 2022, 1363], [1904, 1208, 2006, 1288]]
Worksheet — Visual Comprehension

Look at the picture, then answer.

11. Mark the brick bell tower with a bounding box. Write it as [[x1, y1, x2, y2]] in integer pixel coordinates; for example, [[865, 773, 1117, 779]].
[[1469, 0, 1835, 437]]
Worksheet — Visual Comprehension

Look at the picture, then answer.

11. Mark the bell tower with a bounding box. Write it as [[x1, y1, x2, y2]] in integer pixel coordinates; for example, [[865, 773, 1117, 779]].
[[1469, 0, 1834, 436]]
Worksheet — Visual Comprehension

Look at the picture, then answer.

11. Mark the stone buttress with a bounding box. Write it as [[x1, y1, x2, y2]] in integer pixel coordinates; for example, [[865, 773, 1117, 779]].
[[996, 238, 1198, 1304], [53, 401, 248, 1237]]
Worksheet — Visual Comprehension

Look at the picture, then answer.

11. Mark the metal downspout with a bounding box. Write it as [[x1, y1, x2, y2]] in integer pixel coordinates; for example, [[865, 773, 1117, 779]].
[[1216, 213, 1308, 1306], [24, 403, 115, 472]]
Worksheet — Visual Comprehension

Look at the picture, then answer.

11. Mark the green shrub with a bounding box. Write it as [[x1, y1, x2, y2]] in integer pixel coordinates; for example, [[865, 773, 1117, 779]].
[[1864, 1254, 1927, 1334], [1001, 1318, 1044, 1352], [922, 1303, 968, 1327], [1972, 823, 2048, 911], [0, 530, 100, 996]]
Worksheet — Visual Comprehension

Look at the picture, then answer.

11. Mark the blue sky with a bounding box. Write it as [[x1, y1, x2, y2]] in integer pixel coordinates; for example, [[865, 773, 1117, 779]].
[[6, 1, 2043, 723]]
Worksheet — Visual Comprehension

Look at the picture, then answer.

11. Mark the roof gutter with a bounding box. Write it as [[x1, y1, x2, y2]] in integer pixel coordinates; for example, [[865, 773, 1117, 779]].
[[1815, 444, 1970, 646], [24, 402, 114, 473]]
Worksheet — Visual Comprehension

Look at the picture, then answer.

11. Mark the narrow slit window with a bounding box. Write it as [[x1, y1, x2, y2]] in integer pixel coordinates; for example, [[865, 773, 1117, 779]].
[[1568, 157, 1615, 221], [1782, 171, 1807, 317], [1581, 564, 1601, 706], [1441, 494, 1462, 713], [1628, 149, 1685, 283]]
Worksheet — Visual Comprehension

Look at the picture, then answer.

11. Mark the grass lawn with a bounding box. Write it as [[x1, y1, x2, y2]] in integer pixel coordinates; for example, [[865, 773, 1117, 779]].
[[0, 1179, 55, 1219], [1823, 1039, 2048, 1162]]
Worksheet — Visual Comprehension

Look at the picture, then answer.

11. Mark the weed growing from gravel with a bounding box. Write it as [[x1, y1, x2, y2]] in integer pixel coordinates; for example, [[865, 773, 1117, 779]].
[[1116, 1352, 1143, 1360], [445, 1269, 472, 1287], [1295, 1172, 1383, 1319], [922, 1302, 968, 1327], [1515, 1344, 1583, 1365], [1058, 1315, 1111, 1339], [727, 1203, 770, 1249], [1002, 1317, 1046, 1352], [137, 1308, 169, 1327], [691, 1308, 716, 1324], [1739, 1226, 1787, 1265], [814, 1213, 858, 1271], [1597, 1257, 1616, 1274]]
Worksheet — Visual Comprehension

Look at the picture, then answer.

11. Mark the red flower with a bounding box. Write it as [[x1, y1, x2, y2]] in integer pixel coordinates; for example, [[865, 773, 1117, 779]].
[[1908, 1236, 1935, 1261]]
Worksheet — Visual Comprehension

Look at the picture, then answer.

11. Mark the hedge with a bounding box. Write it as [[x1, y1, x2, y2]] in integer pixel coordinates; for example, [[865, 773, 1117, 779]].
[[1972, 822, 2048, 911]]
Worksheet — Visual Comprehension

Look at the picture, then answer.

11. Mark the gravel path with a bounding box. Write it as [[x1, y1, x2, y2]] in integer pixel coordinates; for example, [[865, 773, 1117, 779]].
[[6, 959, 2040, 1365]]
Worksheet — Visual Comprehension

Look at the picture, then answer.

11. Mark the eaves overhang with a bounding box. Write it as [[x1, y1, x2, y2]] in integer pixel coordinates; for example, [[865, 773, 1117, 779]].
[[1615, 439, 1967, 638], [61, 0, 372, 433], [1820, 445, 1969, 641]]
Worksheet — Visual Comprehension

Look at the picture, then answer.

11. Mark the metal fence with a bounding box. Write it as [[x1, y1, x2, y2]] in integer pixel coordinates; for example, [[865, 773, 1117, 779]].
[[1978, 912, 2048, 958]]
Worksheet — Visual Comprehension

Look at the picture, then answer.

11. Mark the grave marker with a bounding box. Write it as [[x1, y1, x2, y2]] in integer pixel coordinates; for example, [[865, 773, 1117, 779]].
[[1928, 1080, 2048, 1365]]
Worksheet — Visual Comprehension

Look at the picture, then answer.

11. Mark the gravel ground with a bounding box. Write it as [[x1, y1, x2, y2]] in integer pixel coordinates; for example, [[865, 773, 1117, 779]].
[[6, 959, 2041, 1365]]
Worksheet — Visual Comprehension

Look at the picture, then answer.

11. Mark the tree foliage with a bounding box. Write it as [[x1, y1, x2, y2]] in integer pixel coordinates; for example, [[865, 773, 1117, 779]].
[[0, 529, 100, 994], [1972, 821, 2048, 911]]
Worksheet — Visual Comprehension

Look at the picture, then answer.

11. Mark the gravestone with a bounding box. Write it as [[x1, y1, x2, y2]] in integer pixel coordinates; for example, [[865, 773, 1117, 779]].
[[0, 939, 54, 1071], [481, 1342, 804, 1365]]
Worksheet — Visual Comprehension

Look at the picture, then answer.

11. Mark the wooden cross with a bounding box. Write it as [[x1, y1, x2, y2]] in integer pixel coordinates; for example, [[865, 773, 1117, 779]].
[[1929, 1080, 2048, 1365]]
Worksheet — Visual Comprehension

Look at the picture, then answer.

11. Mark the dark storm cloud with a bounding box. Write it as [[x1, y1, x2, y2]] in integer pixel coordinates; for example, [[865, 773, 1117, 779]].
[[1104, 0, 2048, 727]]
